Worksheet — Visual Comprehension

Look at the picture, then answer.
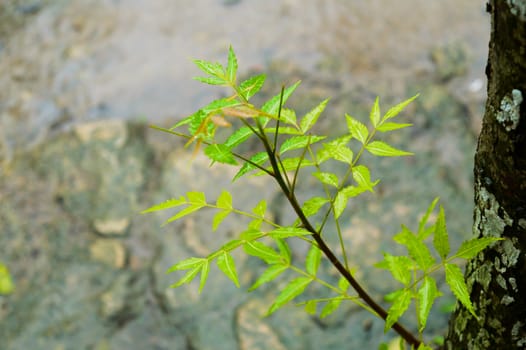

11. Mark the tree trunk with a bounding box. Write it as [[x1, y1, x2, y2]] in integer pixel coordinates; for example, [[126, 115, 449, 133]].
[[444, 1, 526, 349]]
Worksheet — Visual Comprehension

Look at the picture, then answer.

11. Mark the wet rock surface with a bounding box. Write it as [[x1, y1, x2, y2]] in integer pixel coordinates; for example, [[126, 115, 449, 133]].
[[0, 0, 488, 349]]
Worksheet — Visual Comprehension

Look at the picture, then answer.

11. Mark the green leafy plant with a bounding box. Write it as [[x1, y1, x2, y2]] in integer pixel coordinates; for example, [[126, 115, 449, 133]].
[[143, 47, 501, 349], [0, 262, 14, 295]]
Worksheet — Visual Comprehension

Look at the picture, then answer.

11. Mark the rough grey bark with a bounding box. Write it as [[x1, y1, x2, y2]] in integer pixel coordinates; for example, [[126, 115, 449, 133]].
[[445, 1, 526, 349]]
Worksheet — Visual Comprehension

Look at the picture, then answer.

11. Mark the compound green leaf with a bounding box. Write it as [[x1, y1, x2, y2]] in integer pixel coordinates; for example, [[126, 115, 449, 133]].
[[217, 251, 240, 287], [239, 74, 266, 100], [226, 46, 237, 83], [445, 263, 476, 317], [169, 265, 202, 288], [418, 276, 441, 332], [269, 227, 311, 238], [384, 289, 412, 332], [312, 171, 339, 187], [352, 165, 375, 192], [141, 196, 186, 214], [433, 206, 450, 260], [233, 152, 269, 181], [244, 241, 282, 264], [382, 94, 419, 121], [302, 197, 329, 217], [204, 144, 238, 165], [252, 200, 266, 217], [280, 135, 326, 155], [417, 197, 440, 239], [345, 114, 369, 144], [268, 277, 313, 315], [321, 298, 343, 318], [394, 226, 435, 270], [248, 264, 288, 291], [300, 98, 329, 133], [193, 59, 224, 78], [383, 254, 413, 286], [198, 260, 210, 293], [305, 244, 322, 275], [221, 239, 243, 251], [454, 237, 503, 260], [366, 141, 412, 157], [370, 96, 381, 128], [333, 190, 348, 219], [376, 122, 412, 133], [262, 81, 301, 116]]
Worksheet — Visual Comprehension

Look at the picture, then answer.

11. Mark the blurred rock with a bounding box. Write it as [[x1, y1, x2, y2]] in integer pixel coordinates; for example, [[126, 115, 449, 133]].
[[431, 42, 471, 81], [89, 239, 127, 268]]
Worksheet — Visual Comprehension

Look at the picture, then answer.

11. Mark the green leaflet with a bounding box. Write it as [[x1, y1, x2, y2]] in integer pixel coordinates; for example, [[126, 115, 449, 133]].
[[279, 135, 326, 155], [217, 251, 240, 287], [225, 127, 253, 149], [193, 59, 225, 78], [369, 96, 381, 128], [394, 226, 435, 270], [445, 263, 477, 318], [376, 122, 412, 133], [383, 254, 412, 286], [274, 238, 291, 263], [239, 74, 266, 100], [312, 171, 339, 187], [300, 98, 329, 133], [204, 144, 238, 165], [0, 263, 14, 295], [170, 265, 202, 288], [319, 142, 353, 164], [433, 206, 450, 260], [269, 227, 311, 238], [243, 241, 282, 264], [194, 76, 226, 85], [248, 264, 288, 291], [216, 191, 233, 209], [417, 197, 440, 239], [338, 276, 350, 292], [305, 244, 322, 276], [167, 257, 206, 273], [233, 152, 269, 181], [267, 277, 313, 315], [320, 298, 343, 319], [213, 210, 231, 231], [280, 108, 297, 126], [366, 141, 412, 157], [384, 289, 412, 332], [352, 165, 377, 192], [301, 197, 329, 217], [304, 300, 317, 315], [382, 94, 419, 121], [345, 114, 369, 144], [417, 276, 441, 332], [341, 185, 368, 199], [333, 189, 348, 219], [199, 260, 210, 293], [141, 196, 186, 214], [454, 237, 503, 259], [262, 81, 301, 116], [226, 45, 237, 84], [164, 192, 207, 224]]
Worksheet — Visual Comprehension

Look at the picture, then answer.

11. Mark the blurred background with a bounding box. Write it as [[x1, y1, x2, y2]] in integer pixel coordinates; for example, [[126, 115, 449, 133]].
[[0, 0, 489, 349]]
